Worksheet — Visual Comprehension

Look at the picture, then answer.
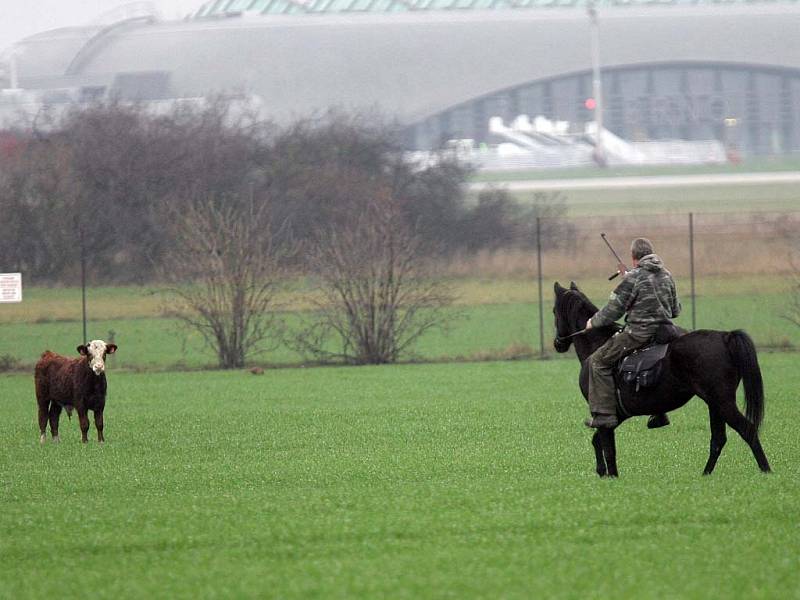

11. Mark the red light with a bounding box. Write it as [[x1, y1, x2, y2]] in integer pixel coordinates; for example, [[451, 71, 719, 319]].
[[584, 98, 597, 110]]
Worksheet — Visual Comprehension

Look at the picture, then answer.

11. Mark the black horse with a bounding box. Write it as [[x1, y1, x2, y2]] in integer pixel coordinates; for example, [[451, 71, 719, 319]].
[[553, 281, 771, 478]]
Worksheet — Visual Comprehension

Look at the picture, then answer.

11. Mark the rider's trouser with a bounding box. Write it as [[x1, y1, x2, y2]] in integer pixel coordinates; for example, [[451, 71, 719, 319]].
[[587, 330, 651, 415]]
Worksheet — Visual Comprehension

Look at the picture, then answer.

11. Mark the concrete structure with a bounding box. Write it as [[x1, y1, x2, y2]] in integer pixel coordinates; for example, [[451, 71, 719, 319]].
[[2, 1, 800, 153]]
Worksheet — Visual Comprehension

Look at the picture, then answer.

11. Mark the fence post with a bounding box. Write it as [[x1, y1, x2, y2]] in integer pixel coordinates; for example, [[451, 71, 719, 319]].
[[80, 227, 87, 345], [536, 217, 545, 358], [689, 212, 696, 331]]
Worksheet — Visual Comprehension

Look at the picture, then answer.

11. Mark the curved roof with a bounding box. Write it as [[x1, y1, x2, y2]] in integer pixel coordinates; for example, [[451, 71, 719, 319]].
[[190, 0, 800, 17], [8, 4, 800, 125]]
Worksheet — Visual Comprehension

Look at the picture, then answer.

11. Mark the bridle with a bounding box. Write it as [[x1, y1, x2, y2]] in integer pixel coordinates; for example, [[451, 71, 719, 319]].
[[554, 328, 588, 345]]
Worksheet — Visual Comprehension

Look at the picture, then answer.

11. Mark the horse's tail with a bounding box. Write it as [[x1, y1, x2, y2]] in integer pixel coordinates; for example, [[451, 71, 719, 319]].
[[726, 330, 764, 432]]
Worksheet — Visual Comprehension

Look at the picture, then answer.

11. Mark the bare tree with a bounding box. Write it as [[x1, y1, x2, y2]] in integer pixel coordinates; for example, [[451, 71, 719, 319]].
[[294, 183, 455, 365], [787, 248, 800, 330], [163, 194, 286, 369], [777, 217, 800, 330], [460, 188, 573, 252], [788, 281, 800, 329]]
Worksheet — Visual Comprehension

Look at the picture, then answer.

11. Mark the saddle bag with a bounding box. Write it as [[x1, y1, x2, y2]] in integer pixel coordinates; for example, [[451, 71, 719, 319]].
[[618, 343, 670, 392]]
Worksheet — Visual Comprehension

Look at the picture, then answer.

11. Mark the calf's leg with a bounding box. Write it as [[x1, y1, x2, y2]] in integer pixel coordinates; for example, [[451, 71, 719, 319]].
[[36, 378, 49, 443], [38, 403, 49, 444], [94, 410, 105, 443], [77, 408, 90, 443], [48, 403, 63, 443]]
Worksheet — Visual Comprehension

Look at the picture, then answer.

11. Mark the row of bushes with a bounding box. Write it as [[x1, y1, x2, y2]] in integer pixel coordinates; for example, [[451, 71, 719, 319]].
[[0, 99, 568, 285]]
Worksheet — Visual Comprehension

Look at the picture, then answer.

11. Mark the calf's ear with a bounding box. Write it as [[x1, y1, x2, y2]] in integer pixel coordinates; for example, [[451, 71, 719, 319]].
[[106, 344, 118, 354], [77, 345, 89, 355]]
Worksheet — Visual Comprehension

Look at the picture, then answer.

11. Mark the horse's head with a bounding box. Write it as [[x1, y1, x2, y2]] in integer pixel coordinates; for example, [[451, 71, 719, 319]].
[[553, 281, 597, 353]]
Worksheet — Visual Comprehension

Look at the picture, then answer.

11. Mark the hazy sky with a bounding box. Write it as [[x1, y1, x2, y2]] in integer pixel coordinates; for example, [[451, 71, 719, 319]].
[[1, 0, 200, 53]]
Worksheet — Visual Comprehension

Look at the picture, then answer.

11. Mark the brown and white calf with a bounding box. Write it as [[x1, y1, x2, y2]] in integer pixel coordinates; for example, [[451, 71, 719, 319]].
[[34, 340, 118, 443]]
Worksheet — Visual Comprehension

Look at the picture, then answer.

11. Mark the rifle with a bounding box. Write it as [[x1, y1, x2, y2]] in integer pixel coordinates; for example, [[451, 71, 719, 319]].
[[600, 233, 627, 281]]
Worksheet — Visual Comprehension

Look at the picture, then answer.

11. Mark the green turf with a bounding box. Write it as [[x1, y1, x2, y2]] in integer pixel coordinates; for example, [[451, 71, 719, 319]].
[[470, 157, 800, 183], [1, 278, 798, 370], [1, 356, 798, 598], [481, 182, 800, 216]]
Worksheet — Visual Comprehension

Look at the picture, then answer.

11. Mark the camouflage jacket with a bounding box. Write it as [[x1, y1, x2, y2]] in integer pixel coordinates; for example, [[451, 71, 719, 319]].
[[590, 253, 681, 340]]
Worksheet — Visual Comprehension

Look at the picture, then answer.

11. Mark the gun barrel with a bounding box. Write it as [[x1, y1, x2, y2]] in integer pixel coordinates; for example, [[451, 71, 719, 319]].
[[600, 233, 624, 264]]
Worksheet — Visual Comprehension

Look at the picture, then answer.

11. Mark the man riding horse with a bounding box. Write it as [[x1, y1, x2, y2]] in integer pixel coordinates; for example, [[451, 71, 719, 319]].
[[583, 237, 681, 429]]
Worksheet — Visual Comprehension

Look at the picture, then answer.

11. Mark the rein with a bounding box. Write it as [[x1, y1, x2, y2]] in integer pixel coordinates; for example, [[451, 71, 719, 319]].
[[555, 323, 623, 346], [555, 329, 588, 345]]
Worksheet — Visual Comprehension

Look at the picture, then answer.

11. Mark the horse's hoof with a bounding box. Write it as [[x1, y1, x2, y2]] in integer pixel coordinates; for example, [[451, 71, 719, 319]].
[[647, 413, 670, 429], [39, 434, 46, 444], [52, 436, 60, 443]]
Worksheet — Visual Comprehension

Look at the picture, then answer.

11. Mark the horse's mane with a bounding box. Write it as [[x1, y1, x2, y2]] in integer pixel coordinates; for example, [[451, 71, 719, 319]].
[[561, 289, 599, 321], [554, 284, 622, 355]]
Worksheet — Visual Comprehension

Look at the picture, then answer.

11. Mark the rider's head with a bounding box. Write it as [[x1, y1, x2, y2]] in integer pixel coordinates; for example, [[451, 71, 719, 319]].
[[630, 238, 654, 265]]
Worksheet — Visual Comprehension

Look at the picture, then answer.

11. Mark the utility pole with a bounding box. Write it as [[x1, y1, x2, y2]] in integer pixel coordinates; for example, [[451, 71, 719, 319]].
[[536, 217, 545, 358], [9, 48, 20, 90], [588, 2, 606, 167]]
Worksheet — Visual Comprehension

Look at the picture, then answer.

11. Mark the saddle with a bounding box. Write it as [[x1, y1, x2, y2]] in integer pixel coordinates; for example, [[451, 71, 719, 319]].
[[616, 323, 682, 393], [618, 343, 669, 393]]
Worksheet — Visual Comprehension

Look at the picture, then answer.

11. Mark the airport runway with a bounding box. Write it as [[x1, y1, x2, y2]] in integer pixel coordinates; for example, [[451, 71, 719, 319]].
[[469, 171, 800, 192]]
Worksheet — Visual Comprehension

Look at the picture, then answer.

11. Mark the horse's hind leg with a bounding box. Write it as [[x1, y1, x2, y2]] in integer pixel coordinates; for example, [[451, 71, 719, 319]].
[[702, 406, 727, 475], [592, 431, 607, 477], [717, 399, 771, 473]]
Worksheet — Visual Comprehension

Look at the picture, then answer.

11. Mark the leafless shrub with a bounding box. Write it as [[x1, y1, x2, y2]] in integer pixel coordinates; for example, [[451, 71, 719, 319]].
[[461, 189, 573, 252], [775, 216, 800, 329], [162, 194, 288, 369], [0, 354, 21, 372], [787, 255, 800, 329], [292, 185, 456, 365]]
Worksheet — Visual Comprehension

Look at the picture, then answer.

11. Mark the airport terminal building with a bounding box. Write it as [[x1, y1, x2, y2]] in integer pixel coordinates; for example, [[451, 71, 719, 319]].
[[2, 0, 800, 156]]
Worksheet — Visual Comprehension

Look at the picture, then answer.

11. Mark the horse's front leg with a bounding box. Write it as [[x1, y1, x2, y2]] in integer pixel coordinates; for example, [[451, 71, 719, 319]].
[[592, 430, 607, 477], [600, 428, 619, 477]]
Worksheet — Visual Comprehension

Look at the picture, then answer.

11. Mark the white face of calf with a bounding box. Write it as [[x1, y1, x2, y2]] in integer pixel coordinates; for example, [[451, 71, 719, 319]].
[[77, 340, 118, 375]]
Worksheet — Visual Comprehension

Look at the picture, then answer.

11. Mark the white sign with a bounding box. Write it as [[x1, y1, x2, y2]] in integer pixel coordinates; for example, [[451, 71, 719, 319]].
[[0, 273, 22, 303]]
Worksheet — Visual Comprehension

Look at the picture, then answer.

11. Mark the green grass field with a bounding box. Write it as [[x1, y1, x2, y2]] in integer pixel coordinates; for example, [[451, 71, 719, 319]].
[[1, 356, 798, 598], [1, 276, 797, 370], [468, 159, 800, 215], [471, 182, 800, 216], [1, 177, 797, 597]]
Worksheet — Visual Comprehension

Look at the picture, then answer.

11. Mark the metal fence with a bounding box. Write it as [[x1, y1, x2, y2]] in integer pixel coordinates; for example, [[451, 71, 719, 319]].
[[526, 209, 800, 356]]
